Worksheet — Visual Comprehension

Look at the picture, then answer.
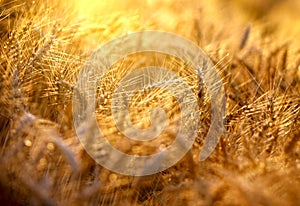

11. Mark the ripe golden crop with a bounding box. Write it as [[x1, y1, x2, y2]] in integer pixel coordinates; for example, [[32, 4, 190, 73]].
[[0, 0, 299, 205]]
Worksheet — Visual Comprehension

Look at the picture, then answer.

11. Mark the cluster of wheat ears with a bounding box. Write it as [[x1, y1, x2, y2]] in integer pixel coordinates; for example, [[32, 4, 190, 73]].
[[0, 0, 300, 205]]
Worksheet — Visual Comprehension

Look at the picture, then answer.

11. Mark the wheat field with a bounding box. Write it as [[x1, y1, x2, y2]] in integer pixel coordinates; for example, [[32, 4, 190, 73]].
[[0, 0, 300, 205]]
